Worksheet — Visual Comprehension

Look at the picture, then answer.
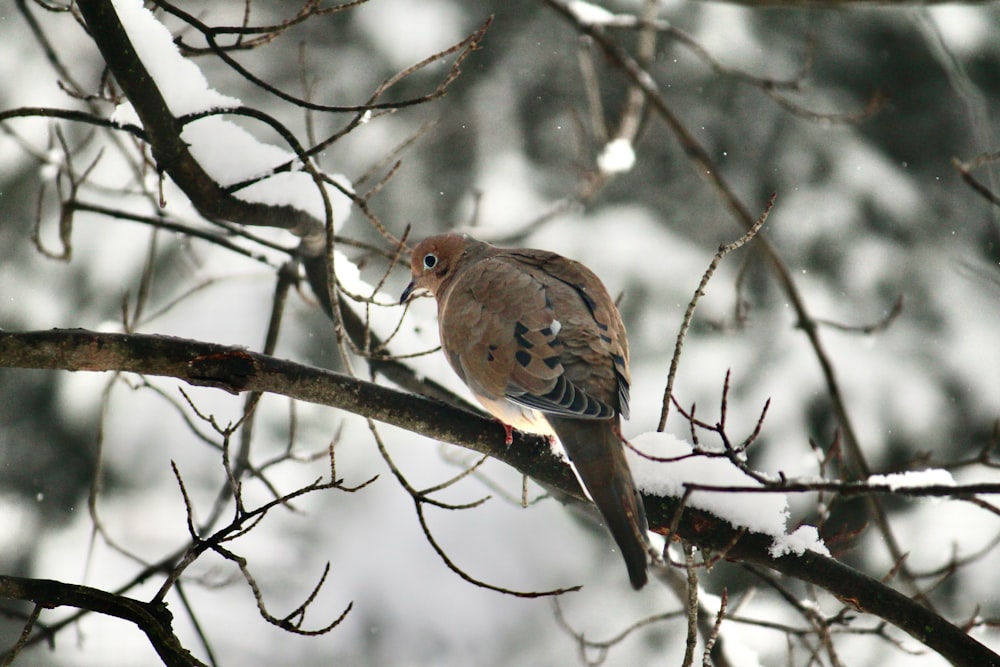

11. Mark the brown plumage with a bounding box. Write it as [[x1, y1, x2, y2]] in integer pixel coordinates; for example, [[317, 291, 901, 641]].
[[400, 233, 650, 589]]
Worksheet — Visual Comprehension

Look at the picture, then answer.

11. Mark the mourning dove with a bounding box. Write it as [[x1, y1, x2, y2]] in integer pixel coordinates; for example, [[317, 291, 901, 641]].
[[400, 233, 650, 589]]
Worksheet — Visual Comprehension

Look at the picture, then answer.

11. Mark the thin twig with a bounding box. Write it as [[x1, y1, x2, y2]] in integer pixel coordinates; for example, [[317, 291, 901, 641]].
[[681, 543, 699, 667], [657, 194, 774, 430]]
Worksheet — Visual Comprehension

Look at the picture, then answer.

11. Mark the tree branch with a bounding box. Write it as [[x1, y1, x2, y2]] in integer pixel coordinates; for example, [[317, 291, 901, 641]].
[[1, 328, 997, 666], [541, 0, 927, 611], [74, 0, 326, 246], [0, 328, 572, 495], [0, 576, 206, 667]]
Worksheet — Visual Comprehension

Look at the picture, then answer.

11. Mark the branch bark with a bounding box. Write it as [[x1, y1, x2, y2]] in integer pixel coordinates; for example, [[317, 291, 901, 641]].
[[72, 0, 468, 411], [1, 328, 997, 666], [7, 2, 998, 665], [75, 0, 326, 246], [0, 328, 573, 495], [0, 576, 205, 667]]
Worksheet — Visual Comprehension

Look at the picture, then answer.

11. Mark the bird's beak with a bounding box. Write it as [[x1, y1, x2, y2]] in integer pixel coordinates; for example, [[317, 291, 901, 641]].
[[400, 280, 417, 304]]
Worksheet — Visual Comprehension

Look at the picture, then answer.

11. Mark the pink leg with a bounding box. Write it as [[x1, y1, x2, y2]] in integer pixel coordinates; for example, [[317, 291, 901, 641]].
[[499, 423, 554, 447]]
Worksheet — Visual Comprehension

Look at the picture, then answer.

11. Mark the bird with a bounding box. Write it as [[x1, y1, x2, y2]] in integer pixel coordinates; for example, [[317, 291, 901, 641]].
[[400, 233, 651, 589]]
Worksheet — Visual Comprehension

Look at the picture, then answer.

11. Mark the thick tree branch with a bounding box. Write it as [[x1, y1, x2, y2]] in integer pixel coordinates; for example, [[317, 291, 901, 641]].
[[0, 328, 997, 666], [0, 328, 573, 496], [69, 0, 474, 413], [0, 576, 205, 667], [74, 0, 326, 246]]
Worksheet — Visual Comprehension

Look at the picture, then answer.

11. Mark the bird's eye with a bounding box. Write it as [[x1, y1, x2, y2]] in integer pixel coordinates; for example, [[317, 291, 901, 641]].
[[423, 253, 438, 270]]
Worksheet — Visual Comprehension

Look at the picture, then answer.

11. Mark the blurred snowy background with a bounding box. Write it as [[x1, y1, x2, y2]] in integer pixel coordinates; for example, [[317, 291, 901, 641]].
[[1, 0, 1000, 665]]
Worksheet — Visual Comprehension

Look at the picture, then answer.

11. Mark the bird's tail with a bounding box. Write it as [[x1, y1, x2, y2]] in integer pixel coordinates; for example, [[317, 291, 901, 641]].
[[548, 416, 650, 589]]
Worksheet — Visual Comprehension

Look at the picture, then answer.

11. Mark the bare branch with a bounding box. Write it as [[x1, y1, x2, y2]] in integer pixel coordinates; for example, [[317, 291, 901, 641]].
[[0, 576, 207, 667], [681, 544, 699, 667], [658, 194, 774, 430], [1, 330, 998, 663], [155, 0, 491, 113], [953, 152, 1000, 208]]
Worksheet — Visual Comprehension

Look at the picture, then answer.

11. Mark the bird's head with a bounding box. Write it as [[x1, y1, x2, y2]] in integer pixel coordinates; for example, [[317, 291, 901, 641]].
[[399, 233, 474, 304]]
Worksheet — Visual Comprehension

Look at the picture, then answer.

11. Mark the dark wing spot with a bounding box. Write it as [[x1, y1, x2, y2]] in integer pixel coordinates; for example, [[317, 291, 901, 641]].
[[515, 350, 532, 367], [513, 321, 533, 349], [578, 288, 597, 311], [543, 355, 560, 369]]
